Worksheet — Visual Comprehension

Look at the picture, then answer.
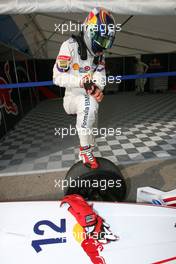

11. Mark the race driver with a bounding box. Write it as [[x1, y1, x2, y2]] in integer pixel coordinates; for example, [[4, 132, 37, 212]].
[[53, 8, 116, 169]]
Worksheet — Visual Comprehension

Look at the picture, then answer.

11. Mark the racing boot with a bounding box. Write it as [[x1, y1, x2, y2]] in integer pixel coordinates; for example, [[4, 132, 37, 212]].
[[79, 145, 99, 169]]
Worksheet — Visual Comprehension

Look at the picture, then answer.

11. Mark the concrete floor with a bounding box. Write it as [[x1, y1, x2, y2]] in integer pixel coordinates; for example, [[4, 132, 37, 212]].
[[0, 158, 175, 202], [1, 93, 176, 175]]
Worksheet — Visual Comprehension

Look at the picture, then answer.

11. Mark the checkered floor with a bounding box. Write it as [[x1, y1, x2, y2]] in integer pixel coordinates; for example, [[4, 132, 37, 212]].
[[0, 92, 176, 176]]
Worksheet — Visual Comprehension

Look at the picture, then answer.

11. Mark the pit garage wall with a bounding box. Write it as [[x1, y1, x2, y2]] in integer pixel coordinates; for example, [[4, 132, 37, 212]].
[[0, 45, 62, 140], [0, 48, 176, 140], [0, 47, 39, 139]]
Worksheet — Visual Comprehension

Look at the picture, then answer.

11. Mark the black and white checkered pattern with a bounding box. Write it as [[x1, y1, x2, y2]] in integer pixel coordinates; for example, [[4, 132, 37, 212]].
[[0, 93, 176, 176]]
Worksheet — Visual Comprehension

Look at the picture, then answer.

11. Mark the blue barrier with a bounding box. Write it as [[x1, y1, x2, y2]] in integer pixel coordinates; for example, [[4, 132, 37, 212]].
[[120, 71, 176, 80], [0, 81, 53, 89], [0, 71, 176, 89]]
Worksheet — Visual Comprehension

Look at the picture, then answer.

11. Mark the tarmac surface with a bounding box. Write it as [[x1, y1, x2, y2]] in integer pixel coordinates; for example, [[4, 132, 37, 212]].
[[0, 158, 175, 202]]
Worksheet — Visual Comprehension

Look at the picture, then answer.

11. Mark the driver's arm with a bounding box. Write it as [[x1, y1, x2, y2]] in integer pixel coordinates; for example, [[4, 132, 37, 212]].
[[53, 40, 82, 88]]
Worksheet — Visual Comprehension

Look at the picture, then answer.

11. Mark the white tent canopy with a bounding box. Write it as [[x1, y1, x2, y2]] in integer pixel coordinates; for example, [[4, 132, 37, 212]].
[[11, 13, 176, 58], [0, 0, 176, 15], [1, 1, 176, 58]]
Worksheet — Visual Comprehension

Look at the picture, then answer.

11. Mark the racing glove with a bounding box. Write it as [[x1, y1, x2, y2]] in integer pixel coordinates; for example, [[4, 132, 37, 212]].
[[81, 75, 98, 95], [60, 194, 118, 244]]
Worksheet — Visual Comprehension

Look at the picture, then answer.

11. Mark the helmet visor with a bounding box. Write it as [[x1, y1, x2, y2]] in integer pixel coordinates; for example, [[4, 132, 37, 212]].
[[94, 33, 115, 49]]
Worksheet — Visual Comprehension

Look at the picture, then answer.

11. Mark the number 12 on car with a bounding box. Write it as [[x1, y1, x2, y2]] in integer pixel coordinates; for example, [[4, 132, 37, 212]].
[[31, 219, 66, 253]]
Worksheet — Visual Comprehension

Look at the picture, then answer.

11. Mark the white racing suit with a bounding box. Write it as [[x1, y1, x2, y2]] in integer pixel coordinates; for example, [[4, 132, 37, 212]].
[[53, 37, 106, 146]]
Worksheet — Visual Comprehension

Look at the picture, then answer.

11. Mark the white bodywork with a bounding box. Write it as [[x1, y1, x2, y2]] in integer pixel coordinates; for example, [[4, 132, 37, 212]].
[[0, 201, 176, 264], [137, 187, 176, 207]]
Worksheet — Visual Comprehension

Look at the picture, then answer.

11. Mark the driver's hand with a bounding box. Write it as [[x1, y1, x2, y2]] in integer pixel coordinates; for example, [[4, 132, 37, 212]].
[[92, 88, 104, 102]]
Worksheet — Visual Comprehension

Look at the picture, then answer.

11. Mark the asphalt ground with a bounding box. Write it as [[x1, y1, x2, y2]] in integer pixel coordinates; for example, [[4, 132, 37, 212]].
[[0, 158, 175, 202]]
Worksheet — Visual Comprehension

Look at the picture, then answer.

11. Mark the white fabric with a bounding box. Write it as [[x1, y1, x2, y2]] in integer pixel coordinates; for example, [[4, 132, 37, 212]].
[[63, 93, 98, 146], [0, 0, 176, 14], [53, 38, 106, 95], [53, 37, 103, 146]]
